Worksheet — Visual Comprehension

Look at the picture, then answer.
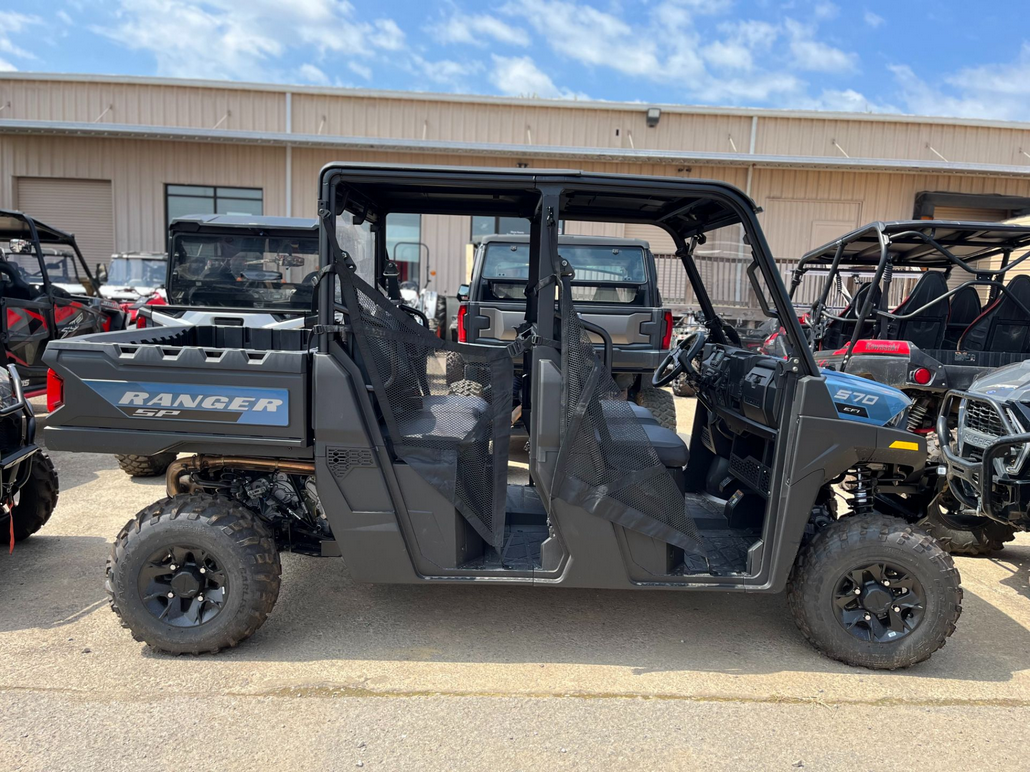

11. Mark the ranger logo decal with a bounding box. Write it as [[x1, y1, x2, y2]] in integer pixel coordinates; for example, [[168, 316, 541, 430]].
[[83, 379, 289, 426]]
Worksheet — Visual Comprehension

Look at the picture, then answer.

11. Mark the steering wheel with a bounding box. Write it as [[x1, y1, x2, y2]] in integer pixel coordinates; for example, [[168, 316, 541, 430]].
[[652, 329, 708, 388]]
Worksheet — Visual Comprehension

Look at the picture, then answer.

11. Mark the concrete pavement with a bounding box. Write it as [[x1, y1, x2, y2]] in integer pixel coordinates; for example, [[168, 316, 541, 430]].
[[1, 397, 1029, 770]]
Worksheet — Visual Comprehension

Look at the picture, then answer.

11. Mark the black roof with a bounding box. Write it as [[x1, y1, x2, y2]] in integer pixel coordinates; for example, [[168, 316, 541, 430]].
[[800, 220, 1030, 269], [0, 209, 77, 244], [319, 163, 758, 242]]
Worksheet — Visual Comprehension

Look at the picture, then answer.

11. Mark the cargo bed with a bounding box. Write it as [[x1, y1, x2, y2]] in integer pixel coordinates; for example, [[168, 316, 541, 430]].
[[43, 325, 313, 459]]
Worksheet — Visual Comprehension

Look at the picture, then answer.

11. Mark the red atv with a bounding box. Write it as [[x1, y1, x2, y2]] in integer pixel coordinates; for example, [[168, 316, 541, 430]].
[[0, 210, 125, 391]]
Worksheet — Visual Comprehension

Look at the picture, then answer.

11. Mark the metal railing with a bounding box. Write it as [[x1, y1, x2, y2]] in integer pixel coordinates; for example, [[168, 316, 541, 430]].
[[656, 244, 923, 323]]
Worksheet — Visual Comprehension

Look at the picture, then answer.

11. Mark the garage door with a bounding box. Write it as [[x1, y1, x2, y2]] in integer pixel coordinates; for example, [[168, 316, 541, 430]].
[[16, 178, 114, 271]]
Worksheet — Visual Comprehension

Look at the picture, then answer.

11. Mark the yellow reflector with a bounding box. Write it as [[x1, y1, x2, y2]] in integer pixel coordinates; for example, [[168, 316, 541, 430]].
[[889, 440, 920, 451]]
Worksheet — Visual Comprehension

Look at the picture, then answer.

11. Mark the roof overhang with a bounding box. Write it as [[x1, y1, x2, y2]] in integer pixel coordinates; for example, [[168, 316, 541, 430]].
[[5, 119, 1030, 179]]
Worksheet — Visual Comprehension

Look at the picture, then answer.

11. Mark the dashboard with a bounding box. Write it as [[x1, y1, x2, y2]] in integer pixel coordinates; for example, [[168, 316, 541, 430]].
[[698, 344, 788, 430]]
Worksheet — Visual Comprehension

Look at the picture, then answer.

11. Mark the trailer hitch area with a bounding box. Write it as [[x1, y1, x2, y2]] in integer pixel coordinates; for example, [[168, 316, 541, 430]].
[[166, 455, 316, 498]]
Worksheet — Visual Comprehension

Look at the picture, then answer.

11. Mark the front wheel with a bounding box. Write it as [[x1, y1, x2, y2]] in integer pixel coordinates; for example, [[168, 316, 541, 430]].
[[106, 493, 282, 654], [787, 514, 961, 670], [916, 509, 1015, 557]]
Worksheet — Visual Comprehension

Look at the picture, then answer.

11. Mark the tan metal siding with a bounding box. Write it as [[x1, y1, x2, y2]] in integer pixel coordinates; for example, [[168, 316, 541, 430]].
[[0, 79, 286, 132], [16, 177, 114, 270], [755, 116, 1030, 167], [289, 92, 754, 152], [759, 199, 863, 261], [7, 77, 1030, 169], [1, 135, 285, 255]]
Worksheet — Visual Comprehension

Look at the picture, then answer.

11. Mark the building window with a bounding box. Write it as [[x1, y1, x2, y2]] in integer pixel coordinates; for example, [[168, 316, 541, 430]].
[[165, 185, 263, 228], [385, 213, 423, 284], [471, 216, 531, 243], [471, 215, 566, 243]]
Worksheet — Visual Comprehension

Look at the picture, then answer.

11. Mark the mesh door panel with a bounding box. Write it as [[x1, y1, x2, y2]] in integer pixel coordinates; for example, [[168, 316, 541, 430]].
[[553, 286, 702, 554], [343, 276, 512, 550]]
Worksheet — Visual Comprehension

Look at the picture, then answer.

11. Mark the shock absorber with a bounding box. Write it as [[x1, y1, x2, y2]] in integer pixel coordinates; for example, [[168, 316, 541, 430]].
[[843, 465, 876, 516], [906, 398, 931, 434]]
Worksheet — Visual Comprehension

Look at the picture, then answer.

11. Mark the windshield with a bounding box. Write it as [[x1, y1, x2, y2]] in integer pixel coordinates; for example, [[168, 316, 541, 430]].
[[481, 242, 648, 304], [108, 257, 167, 287], [167, 233, 319, 310], [4, 250, 86, 286]]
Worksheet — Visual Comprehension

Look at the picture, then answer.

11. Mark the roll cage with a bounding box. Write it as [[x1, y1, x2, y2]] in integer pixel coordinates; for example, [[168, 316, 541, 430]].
[[316, 164, 815, 375], [791, 220, 1030, 362], [0, 209, 101, 297]]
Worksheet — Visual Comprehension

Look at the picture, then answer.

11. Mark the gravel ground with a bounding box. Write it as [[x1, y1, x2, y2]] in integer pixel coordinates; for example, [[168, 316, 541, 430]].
[[2, 395, 1030, 771]]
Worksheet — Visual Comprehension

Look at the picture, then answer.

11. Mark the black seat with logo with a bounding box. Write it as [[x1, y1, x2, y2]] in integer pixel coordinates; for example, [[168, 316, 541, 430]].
[[888, 271, 948, 348], [943, 285, 981, 350], [959, 274, 1030, 353]]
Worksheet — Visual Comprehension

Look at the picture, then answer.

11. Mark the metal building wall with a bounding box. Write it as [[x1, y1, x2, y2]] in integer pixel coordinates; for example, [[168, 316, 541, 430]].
[[0, 134, 286, 255], [5, 75, 1030, 169]]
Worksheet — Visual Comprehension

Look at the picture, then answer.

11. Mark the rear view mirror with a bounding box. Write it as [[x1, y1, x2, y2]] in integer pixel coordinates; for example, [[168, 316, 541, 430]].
[[457, 283, 470, 301], [96, 265, 108, 284]]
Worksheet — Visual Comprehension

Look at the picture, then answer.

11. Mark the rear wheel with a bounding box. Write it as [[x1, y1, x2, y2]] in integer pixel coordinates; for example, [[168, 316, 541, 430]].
[[106, 493, 281, 654], [636, 385, 677, 431], [10, 452, 59, 542], [116, 452, 176, 478], [787, 514, 961, 669]]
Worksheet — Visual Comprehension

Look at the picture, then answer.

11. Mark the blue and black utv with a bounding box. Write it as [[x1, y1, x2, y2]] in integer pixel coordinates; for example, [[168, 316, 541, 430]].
[[790, 221, 1030, 555], [43, 166, 960, 669]]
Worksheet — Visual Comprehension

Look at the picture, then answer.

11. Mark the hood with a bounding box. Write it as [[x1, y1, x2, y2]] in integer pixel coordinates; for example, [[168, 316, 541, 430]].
[[968, 360, 1030, 403], [822, 368, 912, 427]]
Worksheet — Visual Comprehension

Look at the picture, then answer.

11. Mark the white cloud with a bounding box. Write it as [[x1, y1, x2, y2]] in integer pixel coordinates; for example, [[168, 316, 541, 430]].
[[808, 88, 897, 114], [409, 55, 483, 90], [863, 10, 884, 28], [889, 49, 1030, 121], [348, 62, 373, 80], [370, 19, 405, 51], [0, 11, 41, 67], [91, 0, 403, 80], [502, 0, 661, 78], [785, 19, 857, 73], [813, 2, 839, 20], [298, 63, 329, 86], [702, 40, 754, 71], [431, 11, 530, 47], [490, 54, 585, 99]]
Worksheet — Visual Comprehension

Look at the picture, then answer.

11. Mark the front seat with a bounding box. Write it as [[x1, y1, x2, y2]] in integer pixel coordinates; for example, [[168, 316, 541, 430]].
[[602, 400, 689, 469]]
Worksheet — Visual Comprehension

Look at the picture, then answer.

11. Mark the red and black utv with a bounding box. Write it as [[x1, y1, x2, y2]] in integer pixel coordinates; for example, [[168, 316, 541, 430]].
[[0, 210, 125, 391], [789, 220, 1030, 554]]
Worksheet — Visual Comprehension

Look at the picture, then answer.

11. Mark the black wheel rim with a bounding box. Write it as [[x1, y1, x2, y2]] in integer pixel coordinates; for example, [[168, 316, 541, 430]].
[[137, 545, 228, 628], [833, 562, 926, 643]]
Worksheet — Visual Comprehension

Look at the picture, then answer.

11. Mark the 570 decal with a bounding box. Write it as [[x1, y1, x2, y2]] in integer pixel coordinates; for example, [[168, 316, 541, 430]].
[[833, 387, 880, 418]]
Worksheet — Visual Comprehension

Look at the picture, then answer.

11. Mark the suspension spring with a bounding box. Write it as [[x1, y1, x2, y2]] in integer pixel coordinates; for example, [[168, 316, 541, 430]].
[[906, 399, 931, 433], [843, 465, 876, 516]]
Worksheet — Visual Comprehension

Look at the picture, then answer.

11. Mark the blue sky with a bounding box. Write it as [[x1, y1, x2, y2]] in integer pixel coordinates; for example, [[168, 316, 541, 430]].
[[3, 0, 1030, 120]]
